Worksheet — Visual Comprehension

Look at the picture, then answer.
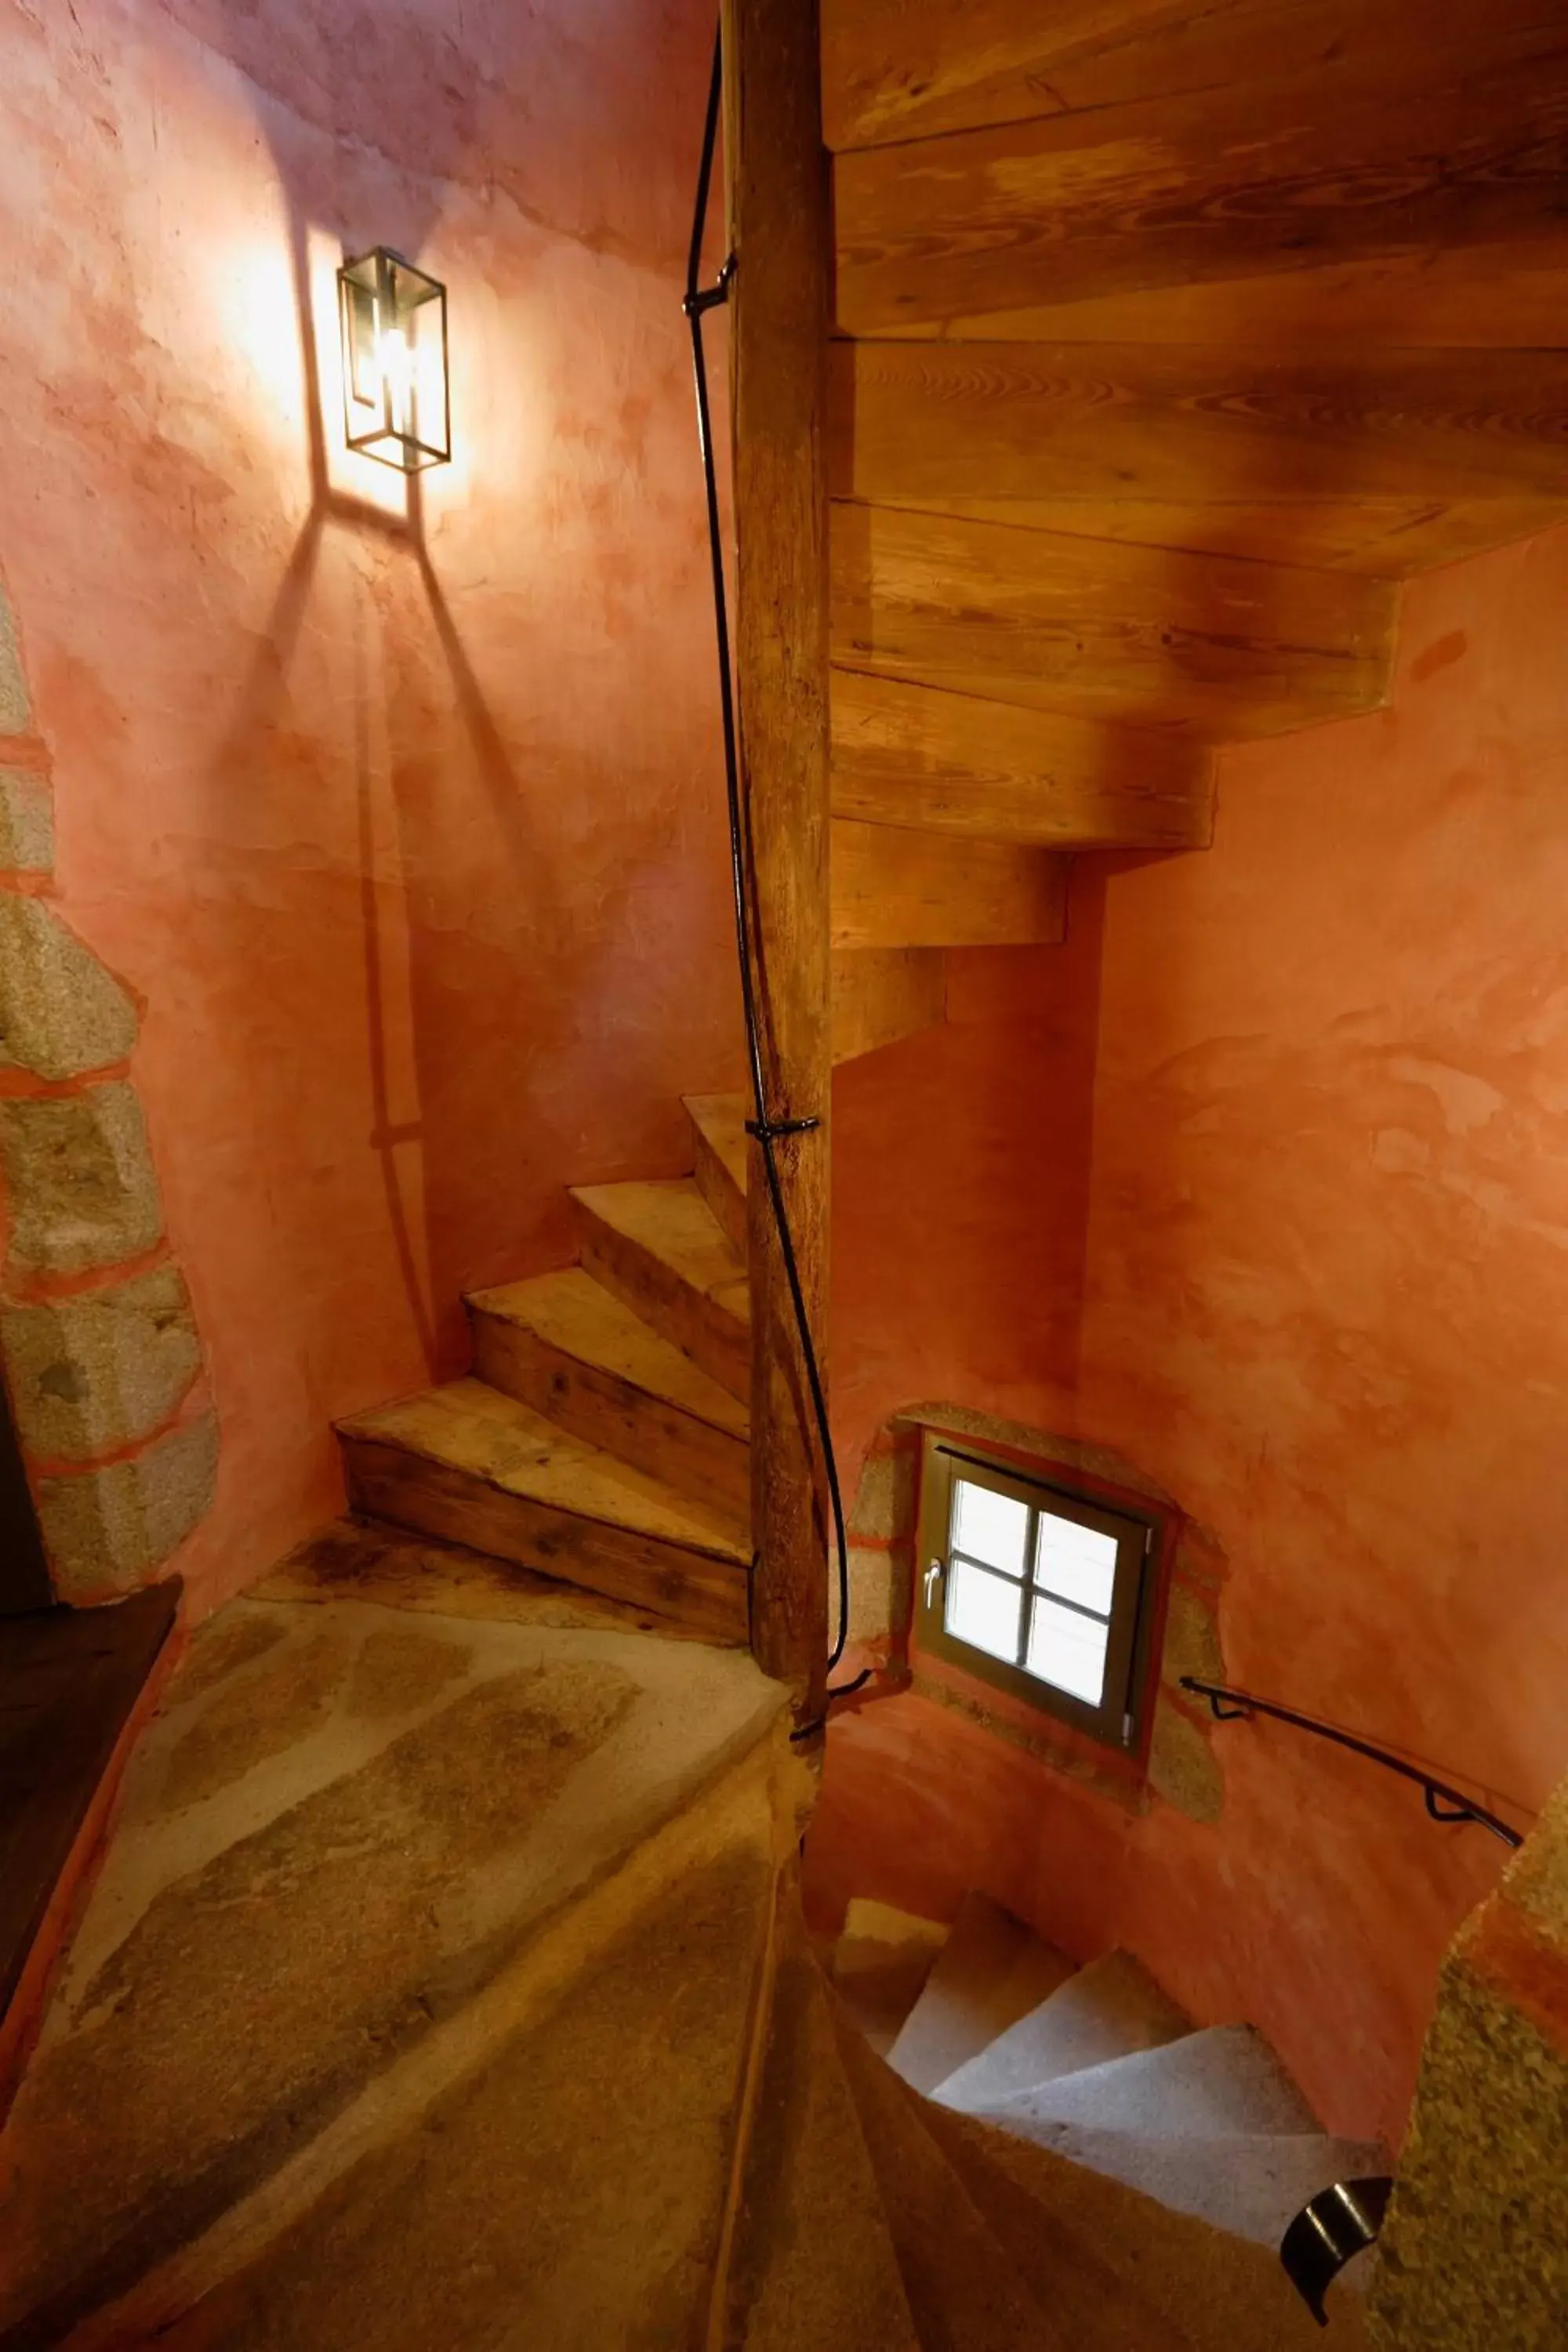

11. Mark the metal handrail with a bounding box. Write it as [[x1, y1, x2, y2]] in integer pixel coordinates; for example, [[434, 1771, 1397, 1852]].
[[1178, 1678, 1525, 1849]]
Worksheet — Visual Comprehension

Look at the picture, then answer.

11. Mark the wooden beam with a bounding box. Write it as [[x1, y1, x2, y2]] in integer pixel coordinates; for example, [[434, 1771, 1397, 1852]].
[[831, 503, 1398, 737], [831, 671, 1214, 848], [724, 0, 831, 1710], [832, 949, 946, 1065], [831, 343, 1568, 508], [823, 0, 1564, 153], [831, 818, 1069, 949], [835, 35, 1568, 334]]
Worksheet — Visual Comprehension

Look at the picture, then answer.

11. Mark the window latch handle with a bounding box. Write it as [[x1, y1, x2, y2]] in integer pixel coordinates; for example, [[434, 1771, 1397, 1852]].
[[924, 1558, 944, 1609]]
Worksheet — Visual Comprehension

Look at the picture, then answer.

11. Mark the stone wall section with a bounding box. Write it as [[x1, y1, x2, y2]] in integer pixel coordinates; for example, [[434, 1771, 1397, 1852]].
[[1369, 1772, 1568, 2350], [844, 1401, 1227, 1828], [0, 568, 215, 1602]]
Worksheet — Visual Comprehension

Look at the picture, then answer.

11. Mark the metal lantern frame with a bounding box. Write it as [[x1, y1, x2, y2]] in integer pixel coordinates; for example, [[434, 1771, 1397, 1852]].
[[337, 247, 451, 474]]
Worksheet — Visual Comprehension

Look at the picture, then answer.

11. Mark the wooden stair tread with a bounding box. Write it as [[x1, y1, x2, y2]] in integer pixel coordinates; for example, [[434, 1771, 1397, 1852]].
[[570, 1180, 751, 1325], [338, 1379, 750, 1566], [468, 1269, 748, 1442]]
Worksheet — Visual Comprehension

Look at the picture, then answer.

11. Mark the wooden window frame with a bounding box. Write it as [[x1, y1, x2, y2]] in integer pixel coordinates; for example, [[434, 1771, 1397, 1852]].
[[914, 1432, 1164, 1753]]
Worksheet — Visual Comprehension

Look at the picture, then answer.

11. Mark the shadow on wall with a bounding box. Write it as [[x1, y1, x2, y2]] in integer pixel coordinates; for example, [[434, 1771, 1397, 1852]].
[[147, 0, 730, 1394]]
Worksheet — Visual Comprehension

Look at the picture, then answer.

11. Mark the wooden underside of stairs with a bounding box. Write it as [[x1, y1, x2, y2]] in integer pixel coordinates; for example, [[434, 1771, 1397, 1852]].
[[820, 0, 1568, 1059], [337, 1096, 757, 1644]]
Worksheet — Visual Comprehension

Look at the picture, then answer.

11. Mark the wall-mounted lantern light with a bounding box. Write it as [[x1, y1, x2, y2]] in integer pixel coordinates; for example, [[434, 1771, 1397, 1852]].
[[337, 247, 450, 473]]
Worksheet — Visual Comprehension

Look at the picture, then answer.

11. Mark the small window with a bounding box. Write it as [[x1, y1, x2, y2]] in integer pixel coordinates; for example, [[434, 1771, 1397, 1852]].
[[915, 1434, 1163, 1751]]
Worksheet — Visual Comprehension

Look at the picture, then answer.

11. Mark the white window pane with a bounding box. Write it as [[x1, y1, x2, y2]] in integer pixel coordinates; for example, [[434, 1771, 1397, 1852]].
[[1033, 1510, 1117, 1617], [1025, 1597, 1109, 1706], [952, 1479, 1029, 1577], [946, 1558, 1023, 1666]]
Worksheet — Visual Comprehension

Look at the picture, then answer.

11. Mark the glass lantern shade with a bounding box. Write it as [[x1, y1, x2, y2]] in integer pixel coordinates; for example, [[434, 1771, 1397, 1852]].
[[337, 249, 450, 473]]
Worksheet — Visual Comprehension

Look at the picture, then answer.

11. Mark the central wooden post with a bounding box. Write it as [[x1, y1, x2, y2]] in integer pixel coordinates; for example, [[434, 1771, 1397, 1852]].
[[722, 0, 832, 1715]]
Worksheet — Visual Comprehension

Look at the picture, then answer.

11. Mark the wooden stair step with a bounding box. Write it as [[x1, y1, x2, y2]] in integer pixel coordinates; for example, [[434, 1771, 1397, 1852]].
[[906, 234, 1568, 355], [824, 0, 1566, 154], [832, 948, 946, 1068], [682, 1093, 749, 1255], [833, 671, 1214, 850], [834, 24, 1568, 333], [832, 818, 1068, 950], [887, 492, 1568, 582], [832, 341, 1568, 510], [570, 1178, 750, 1402], [467, 1268, 750, 1527], [336, 1378, 750, 1642], [833, 504, 1398, 738]]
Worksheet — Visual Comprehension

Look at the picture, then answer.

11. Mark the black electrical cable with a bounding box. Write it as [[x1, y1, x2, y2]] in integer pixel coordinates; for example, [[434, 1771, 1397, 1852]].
[[684, 21, 868, 1726]]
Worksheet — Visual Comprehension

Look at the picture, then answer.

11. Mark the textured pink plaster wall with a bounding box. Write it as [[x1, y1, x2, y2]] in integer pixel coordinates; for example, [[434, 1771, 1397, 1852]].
[[0, 0, 739, 1613], [823, 528, 1568, 2148]]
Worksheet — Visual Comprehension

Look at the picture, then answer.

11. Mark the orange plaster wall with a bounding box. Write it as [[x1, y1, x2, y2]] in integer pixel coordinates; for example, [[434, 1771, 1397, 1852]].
[[0, 0, 739, 1615], [823, 528, 1568, 2149]]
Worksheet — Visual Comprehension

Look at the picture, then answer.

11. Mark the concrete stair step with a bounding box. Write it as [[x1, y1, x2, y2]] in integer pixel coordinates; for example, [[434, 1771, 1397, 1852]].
[[683, 1092, 749, 1255], [0, 1592, 789, 2346], [571, 1177, 750, 1400], [724, 1888, 921, 2352], [935, 1948, 1192, 2112], [337, 1377, 749, 1642], [832, 1898, 949, 2058], [832, 1994, 1071, 2352], [887, 1890, 1075, 2096], [467, 1266, 750, 1526], [980, 2024, 1321, 2142], [921, 2103, 1371, 2352], [970, 2115, 1390, 2251]]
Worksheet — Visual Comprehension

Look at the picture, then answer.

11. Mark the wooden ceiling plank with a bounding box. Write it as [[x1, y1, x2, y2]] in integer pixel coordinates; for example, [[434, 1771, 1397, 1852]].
[[830, 670, 1214, 848]]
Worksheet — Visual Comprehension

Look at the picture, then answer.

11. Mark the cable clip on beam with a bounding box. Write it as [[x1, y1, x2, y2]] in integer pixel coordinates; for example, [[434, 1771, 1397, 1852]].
[[683, 255, 735, 319], [745, 1114, 820, 1144]]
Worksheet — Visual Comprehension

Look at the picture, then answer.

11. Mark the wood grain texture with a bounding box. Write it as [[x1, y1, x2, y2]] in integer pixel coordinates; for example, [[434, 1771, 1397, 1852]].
[[342, 1434, 749, 1645], [835, 38, 1568, 333], [832, 949, 946, 1065], [831, 343, 1568, 507], [831, 818, 1068, 949], [571, 1181, 750, 1403], [724, 0, 832, 1703], [869, 236, 1568, 351], [684, 1093, 750, 1257], [338, 1380, 752, 1653], [823, 0, 1566, 152], [831, 671, 1214, 848], [832, 504, 1399, 737], [873, 495, 1567, 579], [468, 1269, 751, 1527]]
